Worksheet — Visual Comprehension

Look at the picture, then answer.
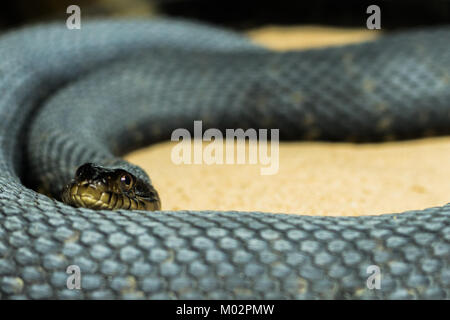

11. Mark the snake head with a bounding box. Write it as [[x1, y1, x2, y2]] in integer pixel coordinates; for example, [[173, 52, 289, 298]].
[[61, 163, 161, 211]]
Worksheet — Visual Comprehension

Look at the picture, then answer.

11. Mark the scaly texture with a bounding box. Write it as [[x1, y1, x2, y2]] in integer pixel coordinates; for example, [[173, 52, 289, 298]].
[[0, 19, 449, 299]]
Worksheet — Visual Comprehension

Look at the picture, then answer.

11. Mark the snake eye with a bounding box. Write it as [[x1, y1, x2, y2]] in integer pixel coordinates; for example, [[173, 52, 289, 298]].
[[120, 174, 133, 189]]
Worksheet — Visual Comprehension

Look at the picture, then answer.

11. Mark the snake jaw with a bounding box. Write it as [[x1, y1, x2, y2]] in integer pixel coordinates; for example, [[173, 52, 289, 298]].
[[61, 181, 110, 210]]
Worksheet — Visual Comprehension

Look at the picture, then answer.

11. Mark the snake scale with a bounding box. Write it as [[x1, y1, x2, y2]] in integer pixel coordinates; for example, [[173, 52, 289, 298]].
[[0, 19, 449, 299]]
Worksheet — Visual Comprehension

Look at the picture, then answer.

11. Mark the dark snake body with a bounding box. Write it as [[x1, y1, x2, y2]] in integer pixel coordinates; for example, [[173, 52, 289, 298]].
[[0, 19, 449, 299]]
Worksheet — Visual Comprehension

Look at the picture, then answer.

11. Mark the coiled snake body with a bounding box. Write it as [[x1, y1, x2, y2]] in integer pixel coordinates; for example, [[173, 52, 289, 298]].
[[0, 19, 449, 299]]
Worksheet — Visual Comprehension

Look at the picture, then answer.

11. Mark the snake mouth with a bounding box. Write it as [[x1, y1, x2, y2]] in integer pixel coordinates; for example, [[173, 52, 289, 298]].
[[62, 182, 113, 210], [62, 181, 160, 211], [61, 163, 161, 211]]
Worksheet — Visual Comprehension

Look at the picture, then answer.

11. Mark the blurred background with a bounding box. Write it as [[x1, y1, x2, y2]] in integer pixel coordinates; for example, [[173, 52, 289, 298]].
[[1, 0, 449, 30], [2, 0, 450, 215]]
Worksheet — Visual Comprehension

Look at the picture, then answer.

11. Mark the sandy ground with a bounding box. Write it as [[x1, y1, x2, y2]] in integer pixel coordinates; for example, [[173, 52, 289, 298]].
[[125, 26, 450, 216]]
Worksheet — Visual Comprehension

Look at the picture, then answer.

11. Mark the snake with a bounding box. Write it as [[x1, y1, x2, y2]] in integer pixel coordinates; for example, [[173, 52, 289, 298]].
[[0, 18, 449, 299]]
